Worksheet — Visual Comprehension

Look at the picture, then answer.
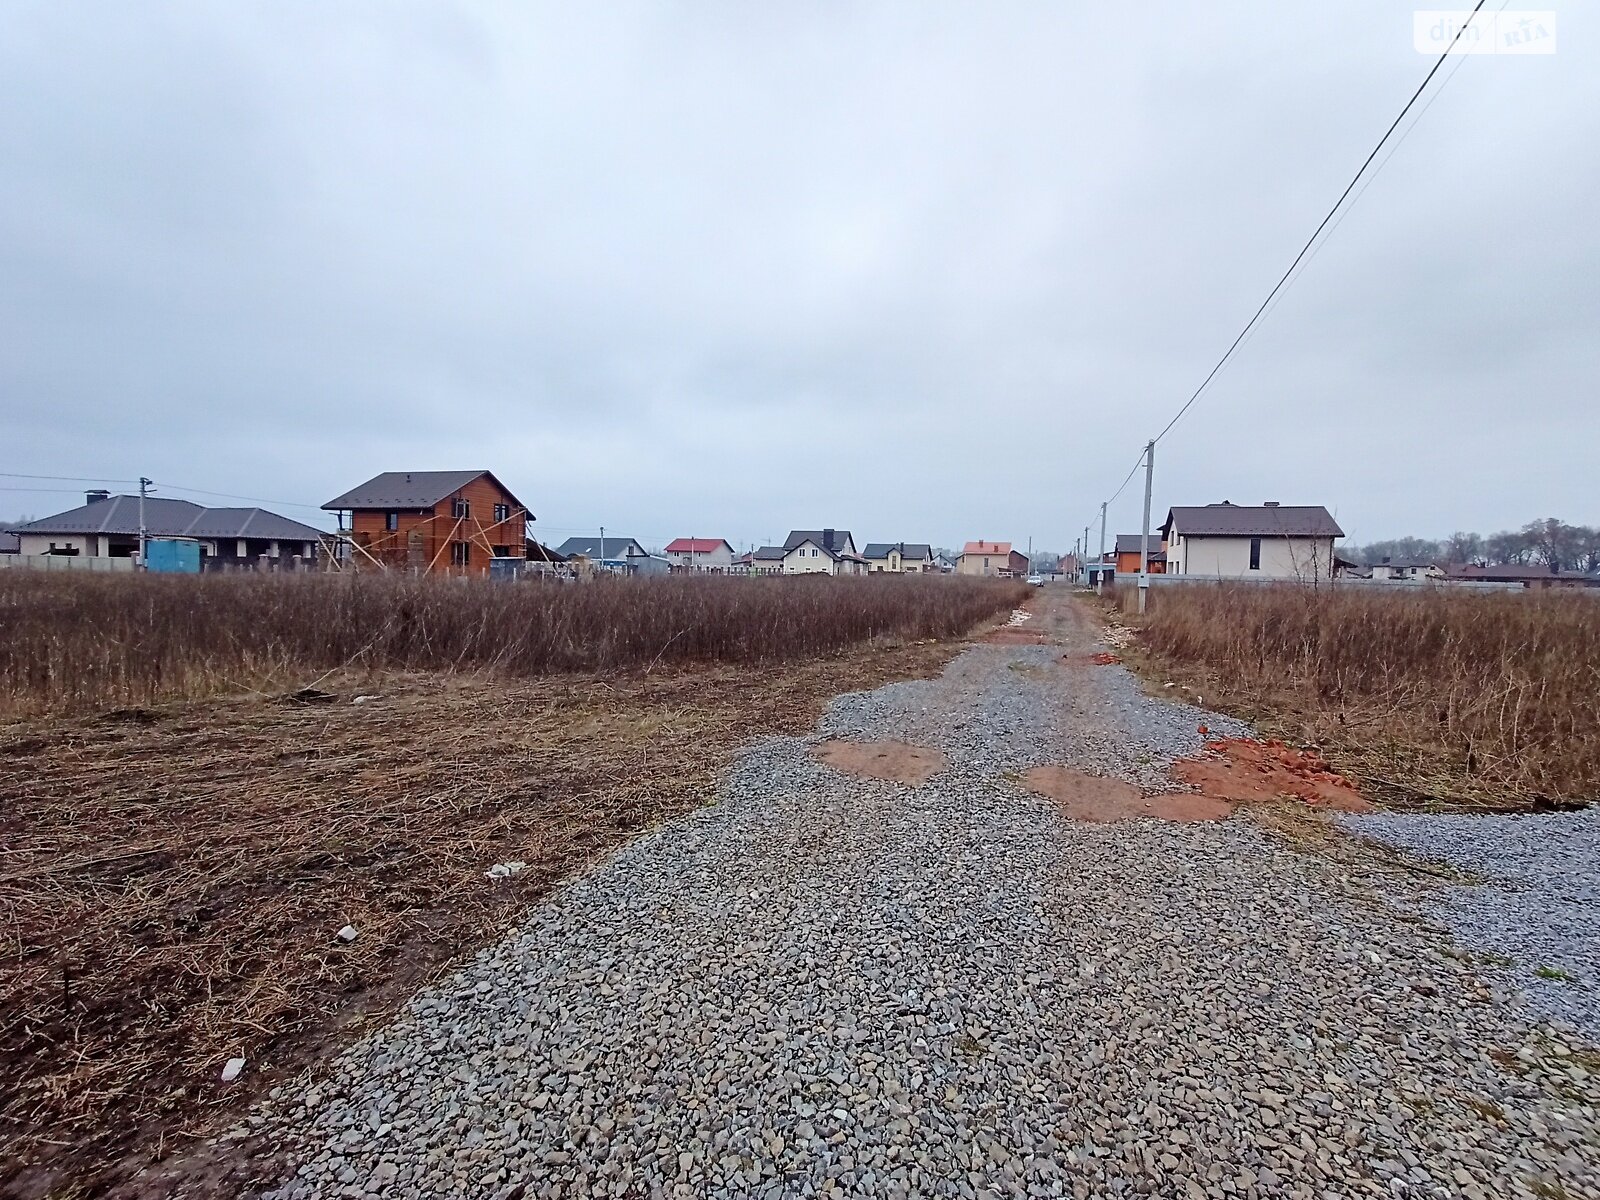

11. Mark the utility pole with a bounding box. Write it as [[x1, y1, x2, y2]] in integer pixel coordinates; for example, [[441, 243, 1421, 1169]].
[[1084, 525, 1090, 584], [138, 477, 152, 570], [1098, 501, 1108, 595], [1138, 440, 1155, 615], [599, 526, 605, 577]]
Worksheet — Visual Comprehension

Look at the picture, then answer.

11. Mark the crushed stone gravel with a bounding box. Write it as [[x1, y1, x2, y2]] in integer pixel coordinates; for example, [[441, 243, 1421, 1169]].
[[231, 590, 1598, 1200], [1343, 807, 1600, 1041]]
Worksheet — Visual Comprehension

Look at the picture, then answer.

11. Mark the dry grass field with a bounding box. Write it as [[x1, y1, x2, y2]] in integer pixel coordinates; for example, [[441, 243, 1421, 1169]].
[[0, 572, 1024, 1197], [1112, 583, 1600, 809], [0, 571, 1021, 717]]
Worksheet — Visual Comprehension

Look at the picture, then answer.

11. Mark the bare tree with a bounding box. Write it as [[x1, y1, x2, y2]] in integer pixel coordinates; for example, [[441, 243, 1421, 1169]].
[[1442, 531, 1484, 565]]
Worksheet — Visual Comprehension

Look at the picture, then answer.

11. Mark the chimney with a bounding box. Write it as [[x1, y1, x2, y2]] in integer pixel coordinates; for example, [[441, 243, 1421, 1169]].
[[1263, 500, 1280, 507], [85, 488, 110, 505], [822, 527, 835, 550]]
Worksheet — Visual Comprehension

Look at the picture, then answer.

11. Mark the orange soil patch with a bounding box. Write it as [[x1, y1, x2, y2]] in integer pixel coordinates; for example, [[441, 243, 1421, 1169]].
[[814, 739, 949, 786], [1089, 652, 1121, 665], [1171, 738, 1373, 813], [1021, 766, 1234, 823]]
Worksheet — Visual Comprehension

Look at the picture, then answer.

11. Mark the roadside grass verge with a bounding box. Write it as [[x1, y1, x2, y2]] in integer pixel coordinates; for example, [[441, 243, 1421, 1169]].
[[1101, 583, 1600, 810], [0, 637, 977, 1198], [0, 572, 1025, 716]]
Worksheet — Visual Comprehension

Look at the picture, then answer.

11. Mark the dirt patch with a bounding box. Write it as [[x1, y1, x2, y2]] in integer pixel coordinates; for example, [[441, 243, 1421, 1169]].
[[814, 739, 948, 786], [1172, 738, 1373, 813], [1021, 767, 1233, 823], [1089, 652, 1121, 666]]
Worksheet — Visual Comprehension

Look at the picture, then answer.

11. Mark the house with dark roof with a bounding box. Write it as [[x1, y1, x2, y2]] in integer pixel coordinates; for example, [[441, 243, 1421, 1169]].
[[861, 542, 935, 573], [781, 529, 865, 575], [1442, 563, 1600, 590], [1370, 558, 1443, 582], [1113, 533, 1166, 576], [1160, 502, 1344, 580], [733, 545, 787, 576], [324, 471, 532, 575], [554, 535, 668, 576], [13, 489, 326, 569]]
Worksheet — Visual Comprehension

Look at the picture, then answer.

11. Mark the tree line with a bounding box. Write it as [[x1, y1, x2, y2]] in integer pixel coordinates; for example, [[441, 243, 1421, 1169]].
[[1349, 518, 1600, 572]]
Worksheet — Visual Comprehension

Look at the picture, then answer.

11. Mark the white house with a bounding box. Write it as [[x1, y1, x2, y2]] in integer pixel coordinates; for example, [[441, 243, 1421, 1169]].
[[1160, 502, 1344, 580], [13, 489, 324, 568], [861, 542, 935, 573], [664, 537, 735, 573], [782, 529, 866, 575], [1370, 559, 1443, 582]]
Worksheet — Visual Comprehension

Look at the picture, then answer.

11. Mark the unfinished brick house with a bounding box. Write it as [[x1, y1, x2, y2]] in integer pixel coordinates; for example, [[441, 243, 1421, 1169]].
[[323, 471, 532, 575]]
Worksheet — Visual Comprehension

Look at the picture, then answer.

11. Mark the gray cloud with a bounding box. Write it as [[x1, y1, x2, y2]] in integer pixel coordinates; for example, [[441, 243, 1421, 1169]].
[[3, 2, 1595, 550]]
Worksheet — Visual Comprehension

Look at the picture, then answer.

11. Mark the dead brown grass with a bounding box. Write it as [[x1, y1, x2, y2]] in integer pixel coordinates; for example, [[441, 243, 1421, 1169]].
[[0, 571, 1026, 716], [0, 638, 961, 1199], [1113, 584, 1600, 809]]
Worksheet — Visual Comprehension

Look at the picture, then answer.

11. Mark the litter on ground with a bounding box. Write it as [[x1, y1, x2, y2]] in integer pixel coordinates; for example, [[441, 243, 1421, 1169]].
[[486, 861, 529, 880]]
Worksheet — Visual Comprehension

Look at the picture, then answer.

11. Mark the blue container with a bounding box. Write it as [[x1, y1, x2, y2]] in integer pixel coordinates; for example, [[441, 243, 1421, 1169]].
[[145, 538, 201, 574]]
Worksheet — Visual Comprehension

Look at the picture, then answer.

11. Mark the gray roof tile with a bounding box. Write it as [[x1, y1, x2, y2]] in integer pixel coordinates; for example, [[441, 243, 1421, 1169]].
[[1163, 504, 1343, 539], [323, 471, 526, 512]]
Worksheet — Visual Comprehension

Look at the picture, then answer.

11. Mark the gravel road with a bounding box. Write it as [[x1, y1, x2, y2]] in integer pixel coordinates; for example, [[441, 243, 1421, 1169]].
[[246, 590, 1599, 1200]]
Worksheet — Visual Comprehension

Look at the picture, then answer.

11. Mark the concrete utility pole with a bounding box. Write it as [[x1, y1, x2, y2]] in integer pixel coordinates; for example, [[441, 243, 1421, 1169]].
[[1138, 440, 1155, 615], [1084, 525, 1090, 583], [137, 476, 152, 570], [1097, 501, 1108, 594]]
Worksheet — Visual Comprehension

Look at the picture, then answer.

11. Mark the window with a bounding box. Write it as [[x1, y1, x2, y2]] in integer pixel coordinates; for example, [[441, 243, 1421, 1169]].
[[1249, 537, 1262, 571], [451, 497, 470, 519], [385, 512, 399, 531], [492, 544, 511, 557], [493, 503, 510, 523], [451, 542, 471, 567], [811, 547, 818, 556]]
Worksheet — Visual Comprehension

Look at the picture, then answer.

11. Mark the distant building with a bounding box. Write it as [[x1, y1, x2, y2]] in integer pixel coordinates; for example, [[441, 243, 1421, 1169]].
[[733, 545, 788, 576], [1443, 563, 1599, 590], [1161, 502, 1343, 580], [556, 535, 669, 575], [1114, 534, 1167, 575], [14, 489, 325, 569], [782, 529, 867, 575], [861, 542, 935, 573], [957, 540, 1029, 578], [1370, 559, 1443, 582], [664, 537, 734, 573], [324, 471, 531, 576]]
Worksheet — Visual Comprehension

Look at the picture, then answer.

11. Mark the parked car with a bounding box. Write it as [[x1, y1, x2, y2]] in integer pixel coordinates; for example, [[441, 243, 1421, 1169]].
[[1026, 574, 1045, 587]]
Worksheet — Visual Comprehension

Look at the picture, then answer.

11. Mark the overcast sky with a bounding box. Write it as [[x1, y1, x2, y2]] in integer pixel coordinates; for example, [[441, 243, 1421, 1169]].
[[3, 3, 1594, 552]]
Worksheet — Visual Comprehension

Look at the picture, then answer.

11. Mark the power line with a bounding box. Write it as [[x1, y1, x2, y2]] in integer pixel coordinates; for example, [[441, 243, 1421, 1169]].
[[0, 472, 140, 485], [153, 481, 331, 513], [1148, 0, 1489, 447]]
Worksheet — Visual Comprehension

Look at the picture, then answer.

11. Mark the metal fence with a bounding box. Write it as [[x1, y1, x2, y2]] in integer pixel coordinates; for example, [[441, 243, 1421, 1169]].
[[1098, 572, 1527, 593]]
